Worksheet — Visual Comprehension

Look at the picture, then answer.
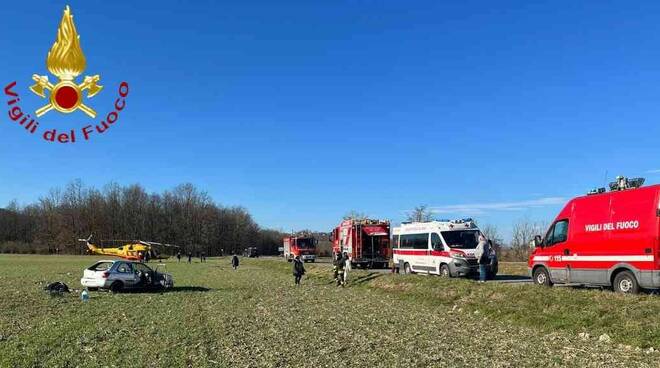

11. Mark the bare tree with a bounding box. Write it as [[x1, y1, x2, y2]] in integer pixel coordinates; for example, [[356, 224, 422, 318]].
[[406, 205, 433, 222], [510, 218, 547, 261], [480, 223, 504, 253], [343, 210, 367, 221]]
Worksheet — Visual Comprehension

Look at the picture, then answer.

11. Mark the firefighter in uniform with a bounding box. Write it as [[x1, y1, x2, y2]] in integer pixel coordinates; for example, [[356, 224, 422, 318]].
[[333, 252, 343, 285]]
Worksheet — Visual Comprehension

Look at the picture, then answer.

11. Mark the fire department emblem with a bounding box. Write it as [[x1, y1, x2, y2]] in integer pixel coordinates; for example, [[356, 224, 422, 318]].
[[29, 6, 102, 118]]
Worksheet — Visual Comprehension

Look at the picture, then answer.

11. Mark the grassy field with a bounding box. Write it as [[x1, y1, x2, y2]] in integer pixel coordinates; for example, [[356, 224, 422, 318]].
[[1, 255, 660, 367]]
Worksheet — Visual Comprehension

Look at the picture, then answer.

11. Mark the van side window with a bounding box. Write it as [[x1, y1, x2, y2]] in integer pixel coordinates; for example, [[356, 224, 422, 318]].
[[545, 219, 569, 246], [415, 233, 429, 249], [400, 234, 413, 249], [392, 235, 400, 249], [552, 220, 569, 244], [400, 233, 429, 249], [431, 233, 443, 250]]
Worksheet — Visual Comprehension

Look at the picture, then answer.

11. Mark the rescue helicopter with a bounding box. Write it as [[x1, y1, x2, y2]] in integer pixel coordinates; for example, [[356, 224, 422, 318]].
[[78, 235, 179, 261]]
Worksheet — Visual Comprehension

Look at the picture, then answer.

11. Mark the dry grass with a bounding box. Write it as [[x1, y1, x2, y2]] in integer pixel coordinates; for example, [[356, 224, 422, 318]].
[[0, 255, 658, 367]]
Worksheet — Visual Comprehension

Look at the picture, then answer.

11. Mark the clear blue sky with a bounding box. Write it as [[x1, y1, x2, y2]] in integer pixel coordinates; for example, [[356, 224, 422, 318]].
[[1, 1, 659, 240]]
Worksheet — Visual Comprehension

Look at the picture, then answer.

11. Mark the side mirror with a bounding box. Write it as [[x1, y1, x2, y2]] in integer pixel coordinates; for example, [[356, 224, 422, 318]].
[[530, 235, 542, 248]]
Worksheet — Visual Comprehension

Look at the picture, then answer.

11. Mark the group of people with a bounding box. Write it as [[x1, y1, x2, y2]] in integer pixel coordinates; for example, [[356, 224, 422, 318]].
[[176, 251, 207, 263], [169, 237, 494, 287], [289, 251, 350, 287]]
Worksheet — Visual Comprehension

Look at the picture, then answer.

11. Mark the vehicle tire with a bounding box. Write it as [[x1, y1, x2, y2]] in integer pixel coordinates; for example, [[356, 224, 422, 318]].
[[109, 281, 123, 293], [613, 270, 639, 294], [533, 267, 552, 287], [439, 264, 451, 278], [403, 263, 413, 274]]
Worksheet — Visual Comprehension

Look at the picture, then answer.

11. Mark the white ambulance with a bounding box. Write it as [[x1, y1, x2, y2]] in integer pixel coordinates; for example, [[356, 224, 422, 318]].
[[392, 219, 497, 278]]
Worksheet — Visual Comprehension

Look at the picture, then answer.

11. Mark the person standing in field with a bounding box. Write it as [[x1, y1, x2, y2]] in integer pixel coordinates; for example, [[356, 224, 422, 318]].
[[292, 255, 306, 286], [231, 254, 239, 270], [187, 251, 192, 264], [342, 252, 351, 285], [488, 239, 496, 278], [474, 235, 490, 283], [177, 251, 181, 262], [335, 252, 346, 286], [333, 252, 342, 284]]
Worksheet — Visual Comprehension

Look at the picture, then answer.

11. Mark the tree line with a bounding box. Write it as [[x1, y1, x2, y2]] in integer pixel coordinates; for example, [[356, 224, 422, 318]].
[[1, 187, 549, 261], [0, 180, 286, 256]]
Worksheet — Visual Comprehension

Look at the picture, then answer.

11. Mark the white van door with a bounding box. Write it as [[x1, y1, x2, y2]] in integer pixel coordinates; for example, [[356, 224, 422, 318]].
[[429, 232, 444, 274], [414, 233, 433, 273], [399, 233, 431, 272]]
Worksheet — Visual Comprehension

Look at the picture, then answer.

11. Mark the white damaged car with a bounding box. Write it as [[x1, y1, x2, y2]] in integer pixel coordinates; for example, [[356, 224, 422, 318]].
[[81, 260, 174, 292]]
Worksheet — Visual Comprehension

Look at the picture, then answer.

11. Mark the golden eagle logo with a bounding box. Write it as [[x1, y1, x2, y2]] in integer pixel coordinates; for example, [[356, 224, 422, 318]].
[[29, 6, 102, 118]]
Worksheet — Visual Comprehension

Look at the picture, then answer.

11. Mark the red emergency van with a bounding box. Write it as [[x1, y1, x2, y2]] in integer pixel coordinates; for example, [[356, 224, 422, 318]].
[[528, 181, 660, 293]]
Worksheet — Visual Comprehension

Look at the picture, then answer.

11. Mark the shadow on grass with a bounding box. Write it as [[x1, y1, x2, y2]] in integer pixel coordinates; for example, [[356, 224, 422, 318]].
[[491, 274, 531, 282], [168, 286, 212, 292], [115, 286, 212, 294], [351, 273, 383, 285]]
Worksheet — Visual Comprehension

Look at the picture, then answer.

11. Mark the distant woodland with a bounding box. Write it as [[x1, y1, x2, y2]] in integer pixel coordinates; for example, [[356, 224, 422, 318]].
[[0, 180, 286, 256]]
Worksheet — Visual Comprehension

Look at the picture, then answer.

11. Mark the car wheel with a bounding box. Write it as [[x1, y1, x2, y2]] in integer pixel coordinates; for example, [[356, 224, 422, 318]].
[[109, 281, 124, 293], [403, 263, 413, 274], [613, 271, 639, 294], [439, 264, 451, 278], [533, 267, 552, 287]]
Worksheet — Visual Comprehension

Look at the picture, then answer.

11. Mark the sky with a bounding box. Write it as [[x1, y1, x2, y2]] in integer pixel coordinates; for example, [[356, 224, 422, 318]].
[[1, 1, 659, 240]]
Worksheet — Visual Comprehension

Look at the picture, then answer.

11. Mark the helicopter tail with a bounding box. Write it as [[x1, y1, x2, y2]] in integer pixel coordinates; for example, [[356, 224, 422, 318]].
[[77, 234, 97, 253]]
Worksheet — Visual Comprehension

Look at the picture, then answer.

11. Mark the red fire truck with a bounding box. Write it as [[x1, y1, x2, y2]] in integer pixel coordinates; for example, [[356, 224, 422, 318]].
[[528, 177, 660, 293], [330, 219, 391, 269], [282, 236, 317, 263]]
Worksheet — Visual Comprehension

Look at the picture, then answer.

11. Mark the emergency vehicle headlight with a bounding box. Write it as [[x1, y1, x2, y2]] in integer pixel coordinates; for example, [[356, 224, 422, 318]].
[[450, 251, 465, 259]]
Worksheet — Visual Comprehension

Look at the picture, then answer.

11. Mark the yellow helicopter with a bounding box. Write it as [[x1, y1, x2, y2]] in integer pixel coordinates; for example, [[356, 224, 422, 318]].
[[78, 235, 179, 261]]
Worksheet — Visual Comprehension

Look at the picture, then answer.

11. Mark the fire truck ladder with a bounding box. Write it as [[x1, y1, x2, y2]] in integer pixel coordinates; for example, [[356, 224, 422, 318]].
[[354, 223, 362, 265]]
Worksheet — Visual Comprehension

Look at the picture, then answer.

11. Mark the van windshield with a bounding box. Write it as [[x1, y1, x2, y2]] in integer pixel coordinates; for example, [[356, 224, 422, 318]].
[[440, 230, 480, 249]]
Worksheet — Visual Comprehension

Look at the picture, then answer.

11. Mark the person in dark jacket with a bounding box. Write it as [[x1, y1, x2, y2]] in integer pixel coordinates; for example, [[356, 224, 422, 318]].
[[333, 252, 342, 284], [231, 254, 239, 270], [176, 251, 181, 263], [336, 252, 348, 286], [293, 256, 306, 286], [187, 251, 192, 264]]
